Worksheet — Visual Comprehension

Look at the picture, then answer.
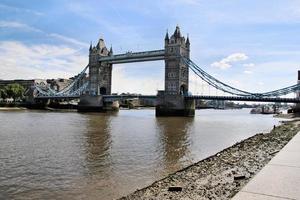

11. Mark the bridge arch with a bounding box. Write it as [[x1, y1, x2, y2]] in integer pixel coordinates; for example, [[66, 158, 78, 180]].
[[100, 87, 107, 95], [180, 84, 188, 95]]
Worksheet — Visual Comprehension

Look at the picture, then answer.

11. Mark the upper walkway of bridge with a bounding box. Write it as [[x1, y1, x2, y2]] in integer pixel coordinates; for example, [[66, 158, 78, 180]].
[[98, 49, 165, 64]]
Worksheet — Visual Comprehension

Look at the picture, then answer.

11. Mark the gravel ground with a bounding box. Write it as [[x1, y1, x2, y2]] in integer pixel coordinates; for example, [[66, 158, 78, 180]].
[[119, 120, 300, 200]]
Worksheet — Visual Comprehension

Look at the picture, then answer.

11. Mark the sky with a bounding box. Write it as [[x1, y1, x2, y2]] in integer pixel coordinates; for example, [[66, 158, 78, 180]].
[[0, 0, 300, 95]]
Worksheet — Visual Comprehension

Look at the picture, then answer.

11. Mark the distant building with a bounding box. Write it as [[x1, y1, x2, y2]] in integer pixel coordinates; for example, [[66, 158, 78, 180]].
[[46, 78, 72, 92]]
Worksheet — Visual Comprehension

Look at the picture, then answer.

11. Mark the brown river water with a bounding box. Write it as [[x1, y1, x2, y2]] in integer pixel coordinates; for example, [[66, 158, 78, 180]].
[[0, 109, 280, 199]]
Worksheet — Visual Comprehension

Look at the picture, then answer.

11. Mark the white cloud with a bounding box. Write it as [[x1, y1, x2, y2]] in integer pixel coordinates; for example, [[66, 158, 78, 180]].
[[0, 3, 44, 16], [243, 63, 255, 67], [211, 53, 248, 70], [211, 61, 231, 70], [112, 66, 164, 95], [0, 20, 41, 32], [244, 70, 253, 74], [0, 41, 88, 80], [0, 20, 88, 47], [48, 33, 87, 47], [258, 82, 264, 86]]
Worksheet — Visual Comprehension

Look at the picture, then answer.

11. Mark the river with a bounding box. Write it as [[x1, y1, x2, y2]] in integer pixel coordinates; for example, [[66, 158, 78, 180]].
[[0, 108, 280, 199]]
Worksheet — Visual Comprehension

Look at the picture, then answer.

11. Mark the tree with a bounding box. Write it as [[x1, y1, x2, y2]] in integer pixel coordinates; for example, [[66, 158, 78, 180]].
[[4, 84, 25, 101], [0, 88, 7, 99]]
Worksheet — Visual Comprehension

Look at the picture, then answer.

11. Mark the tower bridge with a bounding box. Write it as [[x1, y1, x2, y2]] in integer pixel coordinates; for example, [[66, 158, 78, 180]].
[[34, 26, 300, 116]]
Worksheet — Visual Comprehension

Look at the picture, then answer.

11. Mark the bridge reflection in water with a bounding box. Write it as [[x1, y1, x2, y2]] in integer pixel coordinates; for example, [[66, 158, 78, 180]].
[[155, 117, 194, 172], [78, 111, 196, 199]]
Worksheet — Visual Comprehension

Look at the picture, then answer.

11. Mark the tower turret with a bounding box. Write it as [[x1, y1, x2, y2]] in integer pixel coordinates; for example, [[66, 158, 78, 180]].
[[109, 46, 113, 56], [96, 38, 106, 50], [186, 34, 190, 48], [165, 30, 169, 44], [89, 41, 93, 52], [173, 25, 182, 38]]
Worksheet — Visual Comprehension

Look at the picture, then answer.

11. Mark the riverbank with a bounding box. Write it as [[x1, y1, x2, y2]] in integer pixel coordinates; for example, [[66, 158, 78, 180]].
[[120, 119, 300, 200], [0, 107, 27, 111]]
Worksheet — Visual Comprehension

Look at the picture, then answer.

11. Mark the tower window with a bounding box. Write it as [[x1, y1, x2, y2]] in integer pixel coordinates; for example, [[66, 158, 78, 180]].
[[168, 72, 176, 78]]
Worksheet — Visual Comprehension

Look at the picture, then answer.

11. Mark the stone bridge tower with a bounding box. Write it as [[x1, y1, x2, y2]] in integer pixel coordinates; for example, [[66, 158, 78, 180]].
[[88, 38, 113, 95], [156, 26, 195, 116], [164, 25, 190, 95]]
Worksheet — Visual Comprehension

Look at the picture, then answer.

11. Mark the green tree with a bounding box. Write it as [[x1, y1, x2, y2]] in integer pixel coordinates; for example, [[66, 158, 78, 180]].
[[4, 84, 25, 101], [0, 88, 7, 99]]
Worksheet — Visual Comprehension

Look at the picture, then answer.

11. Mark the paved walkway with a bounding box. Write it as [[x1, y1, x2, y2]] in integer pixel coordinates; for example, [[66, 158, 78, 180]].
[[232, 132, 300, 200]]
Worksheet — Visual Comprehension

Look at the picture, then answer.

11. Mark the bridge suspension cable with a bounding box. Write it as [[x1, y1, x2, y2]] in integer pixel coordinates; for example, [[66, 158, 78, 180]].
[[182, 57, 300, 97], [34, 65, 89, 97]]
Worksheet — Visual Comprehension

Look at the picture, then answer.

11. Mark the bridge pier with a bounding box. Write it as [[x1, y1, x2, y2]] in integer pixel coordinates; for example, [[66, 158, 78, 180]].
[[77, 94, 119, 112], [156, 92, 195, 117]]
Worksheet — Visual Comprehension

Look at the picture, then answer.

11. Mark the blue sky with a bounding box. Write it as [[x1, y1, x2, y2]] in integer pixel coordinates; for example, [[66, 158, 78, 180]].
[[0, 0, 299, 94]]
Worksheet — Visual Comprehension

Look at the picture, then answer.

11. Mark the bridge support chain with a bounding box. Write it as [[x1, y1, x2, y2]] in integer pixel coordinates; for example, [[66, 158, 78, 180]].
[[155, 91, 195, 117], [77, 94, 119, 112]]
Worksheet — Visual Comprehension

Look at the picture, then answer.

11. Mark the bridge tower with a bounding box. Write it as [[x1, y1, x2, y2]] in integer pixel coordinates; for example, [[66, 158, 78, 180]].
[[164, 25, 190, 95], [156, 26, 195, 116], [88, 38, 113, 95], [78, 38, 117, 112]]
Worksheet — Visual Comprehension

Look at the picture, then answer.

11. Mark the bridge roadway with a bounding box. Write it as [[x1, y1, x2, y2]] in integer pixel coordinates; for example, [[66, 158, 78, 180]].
[[35, 95, 300, 103]]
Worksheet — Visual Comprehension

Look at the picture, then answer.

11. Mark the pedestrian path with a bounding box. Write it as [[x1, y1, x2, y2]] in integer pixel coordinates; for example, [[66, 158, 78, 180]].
[[232, 132, 300, 200]]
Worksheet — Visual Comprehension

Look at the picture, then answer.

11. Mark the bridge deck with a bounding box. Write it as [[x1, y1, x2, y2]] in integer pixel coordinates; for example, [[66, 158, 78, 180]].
[[186, 95, 300, 103], [35, 95, 300, 103]]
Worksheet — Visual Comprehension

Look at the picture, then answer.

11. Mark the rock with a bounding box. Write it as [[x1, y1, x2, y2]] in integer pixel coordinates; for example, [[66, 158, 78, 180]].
[[168, 186, 182, 192], [234, 175, 246, 181], [269, 150, 279, 155]]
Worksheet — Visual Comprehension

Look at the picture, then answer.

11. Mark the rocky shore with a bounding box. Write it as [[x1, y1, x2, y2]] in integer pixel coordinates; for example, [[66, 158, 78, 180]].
[[120, 119, 300, 200]]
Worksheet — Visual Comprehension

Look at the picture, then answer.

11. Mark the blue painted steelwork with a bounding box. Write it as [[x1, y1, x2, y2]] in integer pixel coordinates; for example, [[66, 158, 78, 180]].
[[34, 65, 89, 97]]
